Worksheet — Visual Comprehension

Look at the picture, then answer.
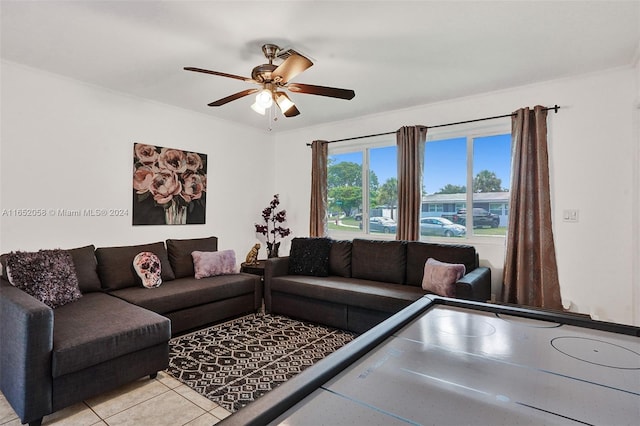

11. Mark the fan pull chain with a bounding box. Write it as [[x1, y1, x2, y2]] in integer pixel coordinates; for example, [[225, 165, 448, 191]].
[[267, 103, 278, 132]]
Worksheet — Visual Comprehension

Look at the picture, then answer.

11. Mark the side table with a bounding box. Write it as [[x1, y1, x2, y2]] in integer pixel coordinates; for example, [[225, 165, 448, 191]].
[[240, 259, 267, 280], [241, 260, 267, 313]]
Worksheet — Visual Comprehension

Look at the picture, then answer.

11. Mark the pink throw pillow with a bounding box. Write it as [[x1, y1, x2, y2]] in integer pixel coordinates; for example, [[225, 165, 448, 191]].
[[192, 250, 237, 279], [421, 258, 466, 297]]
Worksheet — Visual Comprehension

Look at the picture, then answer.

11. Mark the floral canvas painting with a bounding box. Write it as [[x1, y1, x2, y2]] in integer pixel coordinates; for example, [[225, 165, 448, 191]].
[[132, 143, 207, 225]]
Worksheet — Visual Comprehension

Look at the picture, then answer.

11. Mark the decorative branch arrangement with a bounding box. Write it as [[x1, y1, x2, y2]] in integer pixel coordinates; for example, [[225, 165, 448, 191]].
[[255, 194, 291, 258]]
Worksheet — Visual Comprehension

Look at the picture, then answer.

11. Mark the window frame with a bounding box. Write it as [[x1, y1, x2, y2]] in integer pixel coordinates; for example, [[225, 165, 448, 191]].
[[327, 121, 510, 245]]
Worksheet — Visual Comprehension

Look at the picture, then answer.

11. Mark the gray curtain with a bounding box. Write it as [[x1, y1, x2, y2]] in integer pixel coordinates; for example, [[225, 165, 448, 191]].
[[502, 106, 563, 310], [396, 126, 427, 241], [309, 140, 328, 237]]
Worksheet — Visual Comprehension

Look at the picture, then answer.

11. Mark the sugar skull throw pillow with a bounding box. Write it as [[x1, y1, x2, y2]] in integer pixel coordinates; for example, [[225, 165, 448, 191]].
[[133, 251, 162, 288]]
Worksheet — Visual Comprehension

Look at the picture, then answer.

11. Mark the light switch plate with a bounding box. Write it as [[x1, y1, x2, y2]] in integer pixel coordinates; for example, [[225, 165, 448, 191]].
[[563, 209, 579, 222]]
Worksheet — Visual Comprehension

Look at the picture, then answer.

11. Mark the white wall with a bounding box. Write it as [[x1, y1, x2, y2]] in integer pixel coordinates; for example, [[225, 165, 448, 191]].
[[274, 67, 638, 326], [0, 61, 275, 260]]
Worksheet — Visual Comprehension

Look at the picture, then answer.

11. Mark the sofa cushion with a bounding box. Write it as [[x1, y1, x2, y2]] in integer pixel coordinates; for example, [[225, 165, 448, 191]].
[[329, 240, 352, 277], [351, 239, 407, 284], [166, 236, 218, 278], [5, 249, 82, 309], [67, 245, 102, 293], [52, 292, 170, 377], [110, 274, 258, 314], [288, 237, 332, 277], [421, 258, 466, 297], [96, 242, 174, 290], [406, 242, 477, 287], [192, 250, 237, 279], [270, 275, 424, 313]]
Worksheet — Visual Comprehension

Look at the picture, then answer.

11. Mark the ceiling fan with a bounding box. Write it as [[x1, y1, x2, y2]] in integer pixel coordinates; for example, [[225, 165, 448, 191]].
[[184, 44, 355, 117]]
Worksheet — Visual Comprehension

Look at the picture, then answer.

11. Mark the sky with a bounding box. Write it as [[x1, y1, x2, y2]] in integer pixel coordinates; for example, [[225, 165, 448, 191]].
[[330, 133, 512, 194]]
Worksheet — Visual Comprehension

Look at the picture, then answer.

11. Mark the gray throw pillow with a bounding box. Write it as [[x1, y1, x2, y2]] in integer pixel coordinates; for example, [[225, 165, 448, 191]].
[[5, 249, 82, 308]]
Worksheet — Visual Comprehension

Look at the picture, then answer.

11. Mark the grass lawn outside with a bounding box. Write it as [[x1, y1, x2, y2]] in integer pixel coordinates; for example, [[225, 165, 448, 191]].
[[473, 227, 507, 236], [328, 217, 362, 232]]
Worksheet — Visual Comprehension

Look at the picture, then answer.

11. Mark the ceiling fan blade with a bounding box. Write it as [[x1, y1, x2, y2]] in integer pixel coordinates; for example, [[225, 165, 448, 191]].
[[287, 83, 355, 100], [272, 54, 313, 84], [184, 67, 255, 83], [208, 88, 259, 106], [274, 92, 300, 117]]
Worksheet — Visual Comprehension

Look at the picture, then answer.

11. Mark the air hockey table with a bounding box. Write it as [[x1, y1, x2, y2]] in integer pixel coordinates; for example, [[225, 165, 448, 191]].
[[220, 296, 640, 425]]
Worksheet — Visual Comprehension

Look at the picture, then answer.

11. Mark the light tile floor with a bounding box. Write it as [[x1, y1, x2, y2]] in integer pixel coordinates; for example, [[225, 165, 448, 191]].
[[0, 372, 232, 426]]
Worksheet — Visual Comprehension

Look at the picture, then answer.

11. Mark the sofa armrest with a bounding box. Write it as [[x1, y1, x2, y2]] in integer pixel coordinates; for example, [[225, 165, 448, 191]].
[[264, 257, 290, 312], [455, 267, 491, 302], [0, 280, 54, 425]]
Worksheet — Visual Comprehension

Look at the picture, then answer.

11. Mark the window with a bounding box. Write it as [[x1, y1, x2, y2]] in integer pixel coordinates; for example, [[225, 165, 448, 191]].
[[423, 128, 511, 238], [328, 139, 397, 237], [327, 123, 510, 241]]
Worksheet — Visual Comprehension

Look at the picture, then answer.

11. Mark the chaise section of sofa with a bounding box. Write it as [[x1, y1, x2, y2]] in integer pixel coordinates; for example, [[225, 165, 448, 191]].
[[265, 238, 491, 333]]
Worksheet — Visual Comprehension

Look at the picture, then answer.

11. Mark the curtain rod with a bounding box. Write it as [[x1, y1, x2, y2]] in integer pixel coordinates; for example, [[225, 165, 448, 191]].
[[307, 104, 560, 145]]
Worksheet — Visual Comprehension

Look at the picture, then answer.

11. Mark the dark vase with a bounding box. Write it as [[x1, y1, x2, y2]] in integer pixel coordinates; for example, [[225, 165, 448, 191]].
[[267, 242, 280, 258]]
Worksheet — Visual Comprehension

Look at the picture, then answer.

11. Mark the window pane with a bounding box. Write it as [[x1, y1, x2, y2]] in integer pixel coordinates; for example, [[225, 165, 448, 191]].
[[422, 137, 467, 239], [472, 134, 511, 236], [369, 146, 397, 235], [327, 152, 364, 233]]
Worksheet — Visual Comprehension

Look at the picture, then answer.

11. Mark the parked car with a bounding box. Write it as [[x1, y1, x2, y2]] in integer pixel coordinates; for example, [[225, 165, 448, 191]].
[[449, 208, 500, 228], [420, 217, 466, 237], [359, 216, 397, 233]]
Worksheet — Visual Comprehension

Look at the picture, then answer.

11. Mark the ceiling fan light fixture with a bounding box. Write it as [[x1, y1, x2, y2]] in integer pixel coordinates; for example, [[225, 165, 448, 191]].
[[255, 89, 273, 109], [250, 101, 266, 115], [275, 92, 296, 114]]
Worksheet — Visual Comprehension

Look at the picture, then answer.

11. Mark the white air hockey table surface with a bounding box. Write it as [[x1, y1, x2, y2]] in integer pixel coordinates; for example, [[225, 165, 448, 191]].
[[221, 296, 640, 426]]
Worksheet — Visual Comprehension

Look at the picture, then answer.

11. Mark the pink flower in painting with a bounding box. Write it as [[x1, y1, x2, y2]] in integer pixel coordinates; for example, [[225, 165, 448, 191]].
[[185, 152, 203, 172], [133, 166, 155, 194], [158, 148, 187, 174], [180, 171, 206, 202], [149, 170, 182, 205], [134, 143, 159, 165]]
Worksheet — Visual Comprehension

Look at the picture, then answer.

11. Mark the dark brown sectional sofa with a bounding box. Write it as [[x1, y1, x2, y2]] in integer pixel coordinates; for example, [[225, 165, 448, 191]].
[[0, 236, 261, 426], [265, 238, 491, 333]]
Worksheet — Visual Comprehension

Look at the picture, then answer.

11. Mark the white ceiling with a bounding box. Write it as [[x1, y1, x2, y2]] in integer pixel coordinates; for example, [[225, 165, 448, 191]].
[[2, 1, 639, 132]]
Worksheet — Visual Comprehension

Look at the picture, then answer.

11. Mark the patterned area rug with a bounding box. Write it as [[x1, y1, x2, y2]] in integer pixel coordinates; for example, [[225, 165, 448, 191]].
[[166, 313, 357, 412]]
